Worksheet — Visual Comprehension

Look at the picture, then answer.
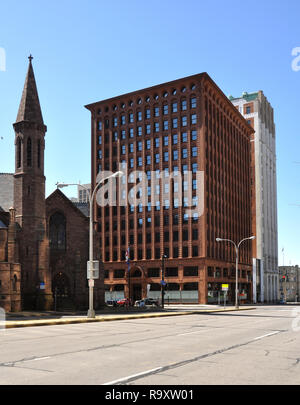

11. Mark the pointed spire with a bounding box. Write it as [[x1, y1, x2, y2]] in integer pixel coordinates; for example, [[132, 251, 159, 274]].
[[15, 55, 44, 125]]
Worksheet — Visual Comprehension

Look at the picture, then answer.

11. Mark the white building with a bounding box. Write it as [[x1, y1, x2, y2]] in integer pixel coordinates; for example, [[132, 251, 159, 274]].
[[78, 184, 91, 203], [230, 91, 278, 303]]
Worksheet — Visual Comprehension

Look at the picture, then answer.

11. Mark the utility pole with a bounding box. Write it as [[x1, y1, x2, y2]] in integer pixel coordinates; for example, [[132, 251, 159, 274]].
[[161, 254, 167, 308]]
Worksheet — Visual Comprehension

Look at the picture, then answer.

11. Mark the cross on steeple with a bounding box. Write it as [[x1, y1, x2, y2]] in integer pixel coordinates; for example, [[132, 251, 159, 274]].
[[15, 54, 44, 125]]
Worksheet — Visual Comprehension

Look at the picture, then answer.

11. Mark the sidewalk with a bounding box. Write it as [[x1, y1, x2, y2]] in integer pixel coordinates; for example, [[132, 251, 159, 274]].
[[3, 305, 256, 329]]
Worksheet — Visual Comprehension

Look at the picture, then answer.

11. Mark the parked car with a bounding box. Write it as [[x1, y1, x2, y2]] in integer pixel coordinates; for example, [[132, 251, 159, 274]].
[[144, 298, 159, 306], [106, 299, 118, 307], [134, 298, 159, 307], [116, 298, 130, 307]]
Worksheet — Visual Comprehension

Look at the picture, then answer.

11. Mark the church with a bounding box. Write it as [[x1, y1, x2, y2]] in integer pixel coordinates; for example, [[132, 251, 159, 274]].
[[0, 57, 104, 312]]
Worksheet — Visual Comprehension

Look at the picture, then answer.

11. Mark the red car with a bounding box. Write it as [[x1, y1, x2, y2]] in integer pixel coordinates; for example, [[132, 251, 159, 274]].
[[116, 298, 130, 307]]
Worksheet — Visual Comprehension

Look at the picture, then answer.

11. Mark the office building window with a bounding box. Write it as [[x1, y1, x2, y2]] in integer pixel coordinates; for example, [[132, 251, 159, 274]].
[[182, 132, 188, 142], [191, 130, 197, 141], [191, 114, 197, 124], [190, 97, 197, 108]]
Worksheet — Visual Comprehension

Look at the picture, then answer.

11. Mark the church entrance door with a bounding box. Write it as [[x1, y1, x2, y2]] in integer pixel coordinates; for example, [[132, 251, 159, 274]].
[[52, 272, 74, 311]]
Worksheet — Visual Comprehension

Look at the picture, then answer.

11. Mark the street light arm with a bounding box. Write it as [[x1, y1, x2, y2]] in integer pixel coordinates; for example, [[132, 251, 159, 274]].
[[216, 238, 237, 250], [90, 171, 124, 204], [237, 236, 255, 249]]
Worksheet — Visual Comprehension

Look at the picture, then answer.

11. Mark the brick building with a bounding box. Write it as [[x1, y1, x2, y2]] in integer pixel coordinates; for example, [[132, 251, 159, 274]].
[[279, 265, 300, 302], [46, 189, 104, 310], [0, 208, 21, 311], [0, 57, 104, 311], [86, 73, 255, 304]]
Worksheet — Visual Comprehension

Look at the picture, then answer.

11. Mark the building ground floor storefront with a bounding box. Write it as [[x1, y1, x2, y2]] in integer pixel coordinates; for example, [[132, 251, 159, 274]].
[[103, 259, 253, 305]]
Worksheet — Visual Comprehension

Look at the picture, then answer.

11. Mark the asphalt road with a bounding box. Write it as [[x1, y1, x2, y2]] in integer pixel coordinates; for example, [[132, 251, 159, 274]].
[[0, 305, 299, 385]]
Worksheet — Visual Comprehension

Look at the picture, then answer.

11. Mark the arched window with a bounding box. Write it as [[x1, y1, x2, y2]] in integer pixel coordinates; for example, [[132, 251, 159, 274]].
[[49, 212, 66, 250], [27, 137, 32, 167], [13, 275, 17, 291], [37, 139, 41, 168], [132, 269, 142, 278], [17, 137, 22, 168]]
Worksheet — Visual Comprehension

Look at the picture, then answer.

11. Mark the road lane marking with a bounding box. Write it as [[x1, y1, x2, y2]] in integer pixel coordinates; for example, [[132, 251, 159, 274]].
[[253, 331, 280, 341], [31, 356, 51, 361], [178, 330, 206, 336], [103, 367, 163, 385]]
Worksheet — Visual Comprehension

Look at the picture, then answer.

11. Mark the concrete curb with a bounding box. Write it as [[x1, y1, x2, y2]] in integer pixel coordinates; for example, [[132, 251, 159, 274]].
[[4, 307, 256, 329]]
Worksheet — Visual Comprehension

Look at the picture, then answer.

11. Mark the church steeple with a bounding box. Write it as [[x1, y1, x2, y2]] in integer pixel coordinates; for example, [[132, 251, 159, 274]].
[[12, 56, 52, 310], [13, 56, 46, 174], [15, 55, 44, 126]]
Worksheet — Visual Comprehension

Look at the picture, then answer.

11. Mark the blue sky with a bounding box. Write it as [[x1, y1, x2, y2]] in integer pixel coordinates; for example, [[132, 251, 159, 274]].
[[0, 0, 299, 265]]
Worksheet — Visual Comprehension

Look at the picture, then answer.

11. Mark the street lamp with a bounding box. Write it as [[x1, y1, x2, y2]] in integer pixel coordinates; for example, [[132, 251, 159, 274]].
[[56, 170, 123, 318], [161, 254, 168, 309], [216, 236, 255, 308]]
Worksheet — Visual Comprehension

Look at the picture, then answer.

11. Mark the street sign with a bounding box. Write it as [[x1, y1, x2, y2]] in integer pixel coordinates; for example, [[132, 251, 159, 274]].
[[40, 282, 45, 290], [222, 284, 229, 291], [160, 280, 167, 286], [87, 261, 99, 279], [88, 279, 94, 288]]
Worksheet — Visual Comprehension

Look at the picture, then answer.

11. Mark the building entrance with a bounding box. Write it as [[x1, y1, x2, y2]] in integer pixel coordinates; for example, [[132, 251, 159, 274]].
[[52, 272, 74, 311], [132, 284, 142, 302]]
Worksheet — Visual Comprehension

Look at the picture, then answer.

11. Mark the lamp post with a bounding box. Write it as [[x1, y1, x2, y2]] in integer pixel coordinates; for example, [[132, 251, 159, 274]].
[[56, 170, 123, 318], [161, 254, 167, 309], [216, 236, 255, 308]]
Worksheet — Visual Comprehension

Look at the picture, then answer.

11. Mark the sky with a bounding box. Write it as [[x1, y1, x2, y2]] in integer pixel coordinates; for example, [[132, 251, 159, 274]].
[[0, 0, 299, 265]]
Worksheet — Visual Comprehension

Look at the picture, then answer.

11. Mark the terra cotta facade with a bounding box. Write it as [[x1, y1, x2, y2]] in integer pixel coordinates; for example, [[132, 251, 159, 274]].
[[86, 73, 254, 304]]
